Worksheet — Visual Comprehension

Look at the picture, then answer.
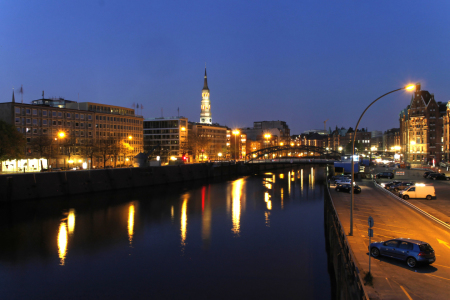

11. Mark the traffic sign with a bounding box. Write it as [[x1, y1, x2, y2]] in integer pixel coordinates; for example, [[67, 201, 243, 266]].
[[368, 216, 374, 228]]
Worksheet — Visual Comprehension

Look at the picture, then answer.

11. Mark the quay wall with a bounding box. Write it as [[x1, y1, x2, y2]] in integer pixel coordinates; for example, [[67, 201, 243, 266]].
[[0, 162, 327, 202]]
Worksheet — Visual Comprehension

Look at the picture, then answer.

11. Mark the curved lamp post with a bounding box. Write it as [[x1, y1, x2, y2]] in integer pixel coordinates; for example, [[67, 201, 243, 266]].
[[349, 84, 416, 236]]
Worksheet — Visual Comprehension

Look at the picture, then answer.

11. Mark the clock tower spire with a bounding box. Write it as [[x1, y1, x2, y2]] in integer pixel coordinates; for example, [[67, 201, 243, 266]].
[[200, 67, 212, 124]]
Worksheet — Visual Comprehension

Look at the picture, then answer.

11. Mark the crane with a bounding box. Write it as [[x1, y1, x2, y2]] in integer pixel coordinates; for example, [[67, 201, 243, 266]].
[[324, 119, 329, 133]]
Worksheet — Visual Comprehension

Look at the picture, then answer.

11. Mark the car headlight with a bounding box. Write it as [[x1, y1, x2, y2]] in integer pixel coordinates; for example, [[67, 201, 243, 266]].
[[381, 183, 385, 187]]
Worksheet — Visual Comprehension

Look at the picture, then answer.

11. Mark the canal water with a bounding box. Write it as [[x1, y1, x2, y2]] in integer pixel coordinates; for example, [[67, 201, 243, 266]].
[[0, 166, 333, 299]]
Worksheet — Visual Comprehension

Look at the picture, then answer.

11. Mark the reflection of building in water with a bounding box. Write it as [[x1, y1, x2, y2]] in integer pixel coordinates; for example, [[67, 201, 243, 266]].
[[181, 196, 188, 248], [68, 209, 75, 235], [231, 179, 243, 236], [301, 169, 304, 191], [265, 211, 271, 227], [288, 171, 291, 195], [128, 203, 135, 245], [280, 187, 284, 209], [264, 192, 272, 210], [58, 222, 68, 266], [201, 186, 211, 249]]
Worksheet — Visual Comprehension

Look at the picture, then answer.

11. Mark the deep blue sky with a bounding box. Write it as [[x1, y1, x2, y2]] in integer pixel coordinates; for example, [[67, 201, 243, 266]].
[[2, 0, 450, 134]]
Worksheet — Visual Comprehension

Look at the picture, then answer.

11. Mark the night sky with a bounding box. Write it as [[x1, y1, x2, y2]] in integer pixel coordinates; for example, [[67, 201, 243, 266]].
[[2, 0, 449, 134]]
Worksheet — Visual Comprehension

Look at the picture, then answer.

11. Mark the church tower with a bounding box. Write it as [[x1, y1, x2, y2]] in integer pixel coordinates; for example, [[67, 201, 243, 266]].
[[200, 68, 212, 124]]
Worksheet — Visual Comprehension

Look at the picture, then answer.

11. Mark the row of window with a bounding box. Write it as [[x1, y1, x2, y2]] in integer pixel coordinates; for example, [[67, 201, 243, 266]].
[[95, 115, 142, 124], [18, 127, 93, 137], [15, 107, 92, 120], [144, 136, 180, 141]]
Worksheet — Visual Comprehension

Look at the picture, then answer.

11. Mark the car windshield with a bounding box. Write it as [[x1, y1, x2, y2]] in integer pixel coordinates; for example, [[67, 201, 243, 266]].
[[419, 244, 433, 252]]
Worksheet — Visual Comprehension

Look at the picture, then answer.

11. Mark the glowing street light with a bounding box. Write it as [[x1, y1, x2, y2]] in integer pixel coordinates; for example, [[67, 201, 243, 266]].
[[232, 130, 240, 160], [349, 83, 417, 236], [58, 131, 65, 138], [128, 135, 132, 140]]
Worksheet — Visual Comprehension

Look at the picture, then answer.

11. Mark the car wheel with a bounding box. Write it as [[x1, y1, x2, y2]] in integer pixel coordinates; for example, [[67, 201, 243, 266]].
[[406, 257, 417, 268], [447, 178, 450, 181], [403, 195, 409, 200], [426, 195, 432, 200], [370, 247, 380, 258], [336, 188, 340, 192]]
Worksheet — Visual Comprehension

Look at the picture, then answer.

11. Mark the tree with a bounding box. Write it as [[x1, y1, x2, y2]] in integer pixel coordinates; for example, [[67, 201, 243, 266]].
[[30, 135, 53, 169], [82, 139, 96, 169], [95, 138, 114, 168], [0, 120, 26, 162]]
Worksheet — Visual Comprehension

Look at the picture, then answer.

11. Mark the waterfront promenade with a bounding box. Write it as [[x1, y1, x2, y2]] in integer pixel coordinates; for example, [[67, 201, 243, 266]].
[[330, 168, 450, 299]]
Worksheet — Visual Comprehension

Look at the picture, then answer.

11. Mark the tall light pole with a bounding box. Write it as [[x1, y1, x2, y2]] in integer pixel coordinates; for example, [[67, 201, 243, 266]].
[[349, 84, 416, 236], [232, 130, 240, 161]]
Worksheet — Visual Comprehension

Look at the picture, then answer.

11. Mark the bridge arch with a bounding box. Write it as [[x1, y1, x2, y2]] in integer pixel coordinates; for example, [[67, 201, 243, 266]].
[[245, 145, 341, 163]]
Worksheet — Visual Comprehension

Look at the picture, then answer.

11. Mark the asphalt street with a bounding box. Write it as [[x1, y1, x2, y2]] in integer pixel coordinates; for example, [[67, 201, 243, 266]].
[[330, 167, 450, 300]]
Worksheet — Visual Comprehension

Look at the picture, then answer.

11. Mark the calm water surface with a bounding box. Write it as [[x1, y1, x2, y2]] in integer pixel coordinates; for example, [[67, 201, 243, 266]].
[[0, 167, 333, 299]]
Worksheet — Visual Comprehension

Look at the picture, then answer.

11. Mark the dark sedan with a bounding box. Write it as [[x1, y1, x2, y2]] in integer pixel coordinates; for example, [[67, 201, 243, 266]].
[[375, 172, 394, 179], [369, 238, 435, 268], [429, 173, 450, 180], [381, 180, 401, 190], [335, 183, 361, 194], [392, 181, 415, 192]]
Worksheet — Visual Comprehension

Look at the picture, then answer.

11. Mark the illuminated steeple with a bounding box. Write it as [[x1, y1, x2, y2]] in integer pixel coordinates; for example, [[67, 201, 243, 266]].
[[200, 67, 212, 124]]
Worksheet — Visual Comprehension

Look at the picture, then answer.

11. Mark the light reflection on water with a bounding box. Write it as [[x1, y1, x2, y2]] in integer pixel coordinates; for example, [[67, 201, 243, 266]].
[[231, 178, 243, 236], [128, 203, 135, 246], [0, 166, 331, 299], [181, 195, 188, 248], [67, 209, 75, 235], [57, 222, 67, 266]]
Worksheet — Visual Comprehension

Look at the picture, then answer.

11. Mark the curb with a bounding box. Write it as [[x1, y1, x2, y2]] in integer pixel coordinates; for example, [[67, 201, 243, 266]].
[[373, 180, 450, 231]]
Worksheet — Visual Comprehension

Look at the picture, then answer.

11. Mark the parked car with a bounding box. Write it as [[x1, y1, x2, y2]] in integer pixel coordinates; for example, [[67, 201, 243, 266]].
[[381, 180, 401, 189], [399, 185, 435, 200], [375, 172, 394, 179], [392, 182, 415, 192], [428, 173, 449, 180], [335, 178, 351, 185], [423, 171, 434, 178], [335, 183, 361, 194], [369, 238, 435, 268]]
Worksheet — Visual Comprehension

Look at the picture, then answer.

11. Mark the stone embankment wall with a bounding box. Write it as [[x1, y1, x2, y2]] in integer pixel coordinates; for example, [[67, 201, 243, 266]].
[[324, 185, 369, 300], [0, 162, 326, 202]]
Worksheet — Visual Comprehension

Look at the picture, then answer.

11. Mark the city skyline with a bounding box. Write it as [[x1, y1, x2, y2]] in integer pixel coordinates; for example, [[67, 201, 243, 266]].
[[2, 1, 450, 134]]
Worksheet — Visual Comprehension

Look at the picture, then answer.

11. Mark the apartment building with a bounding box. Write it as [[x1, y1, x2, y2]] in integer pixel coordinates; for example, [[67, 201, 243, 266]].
[[399, 84, 446, 167], [188, 122, 227, 161], [143, 116, 188, 163], [0, 97, 143, 171]]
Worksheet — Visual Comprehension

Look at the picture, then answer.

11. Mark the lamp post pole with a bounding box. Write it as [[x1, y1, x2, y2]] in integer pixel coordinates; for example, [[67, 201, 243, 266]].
[[349, 84, 416, 236]]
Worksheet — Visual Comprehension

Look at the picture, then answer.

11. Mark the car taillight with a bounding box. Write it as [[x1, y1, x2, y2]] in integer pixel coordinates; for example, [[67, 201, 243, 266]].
[[418, 252, 427, 256]]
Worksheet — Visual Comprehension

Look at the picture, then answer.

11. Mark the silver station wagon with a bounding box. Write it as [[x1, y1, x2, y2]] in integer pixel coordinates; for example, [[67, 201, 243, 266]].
[[369, 238, 435, 268]]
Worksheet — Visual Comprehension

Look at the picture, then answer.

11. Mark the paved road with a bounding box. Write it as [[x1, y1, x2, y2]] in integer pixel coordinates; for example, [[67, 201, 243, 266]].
[[330, 171, 450, 299]]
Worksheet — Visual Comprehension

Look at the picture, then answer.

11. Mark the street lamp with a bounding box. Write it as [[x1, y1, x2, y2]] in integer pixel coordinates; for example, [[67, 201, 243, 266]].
[[349, 83, 416, 236], [218, 152, 222, 161], [264, 133, 271, 148], [232, 130, 240, 161]]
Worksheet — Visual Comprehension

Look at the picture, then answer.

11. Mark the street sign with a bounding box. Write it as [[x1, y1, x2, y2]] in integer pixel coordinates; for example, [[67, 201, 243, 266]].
[[368, 216, 374, 228], [368, 229, 373, 237]]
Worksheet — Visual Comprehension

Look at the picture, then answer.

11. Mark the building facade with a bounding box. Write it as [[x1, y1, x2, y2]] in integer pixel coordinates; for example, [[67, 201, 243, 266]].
[[143, 117, 188, 163], [0, 97, 143, 171], [399, 84, 446, 167], [188, 122, 227, 161]]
